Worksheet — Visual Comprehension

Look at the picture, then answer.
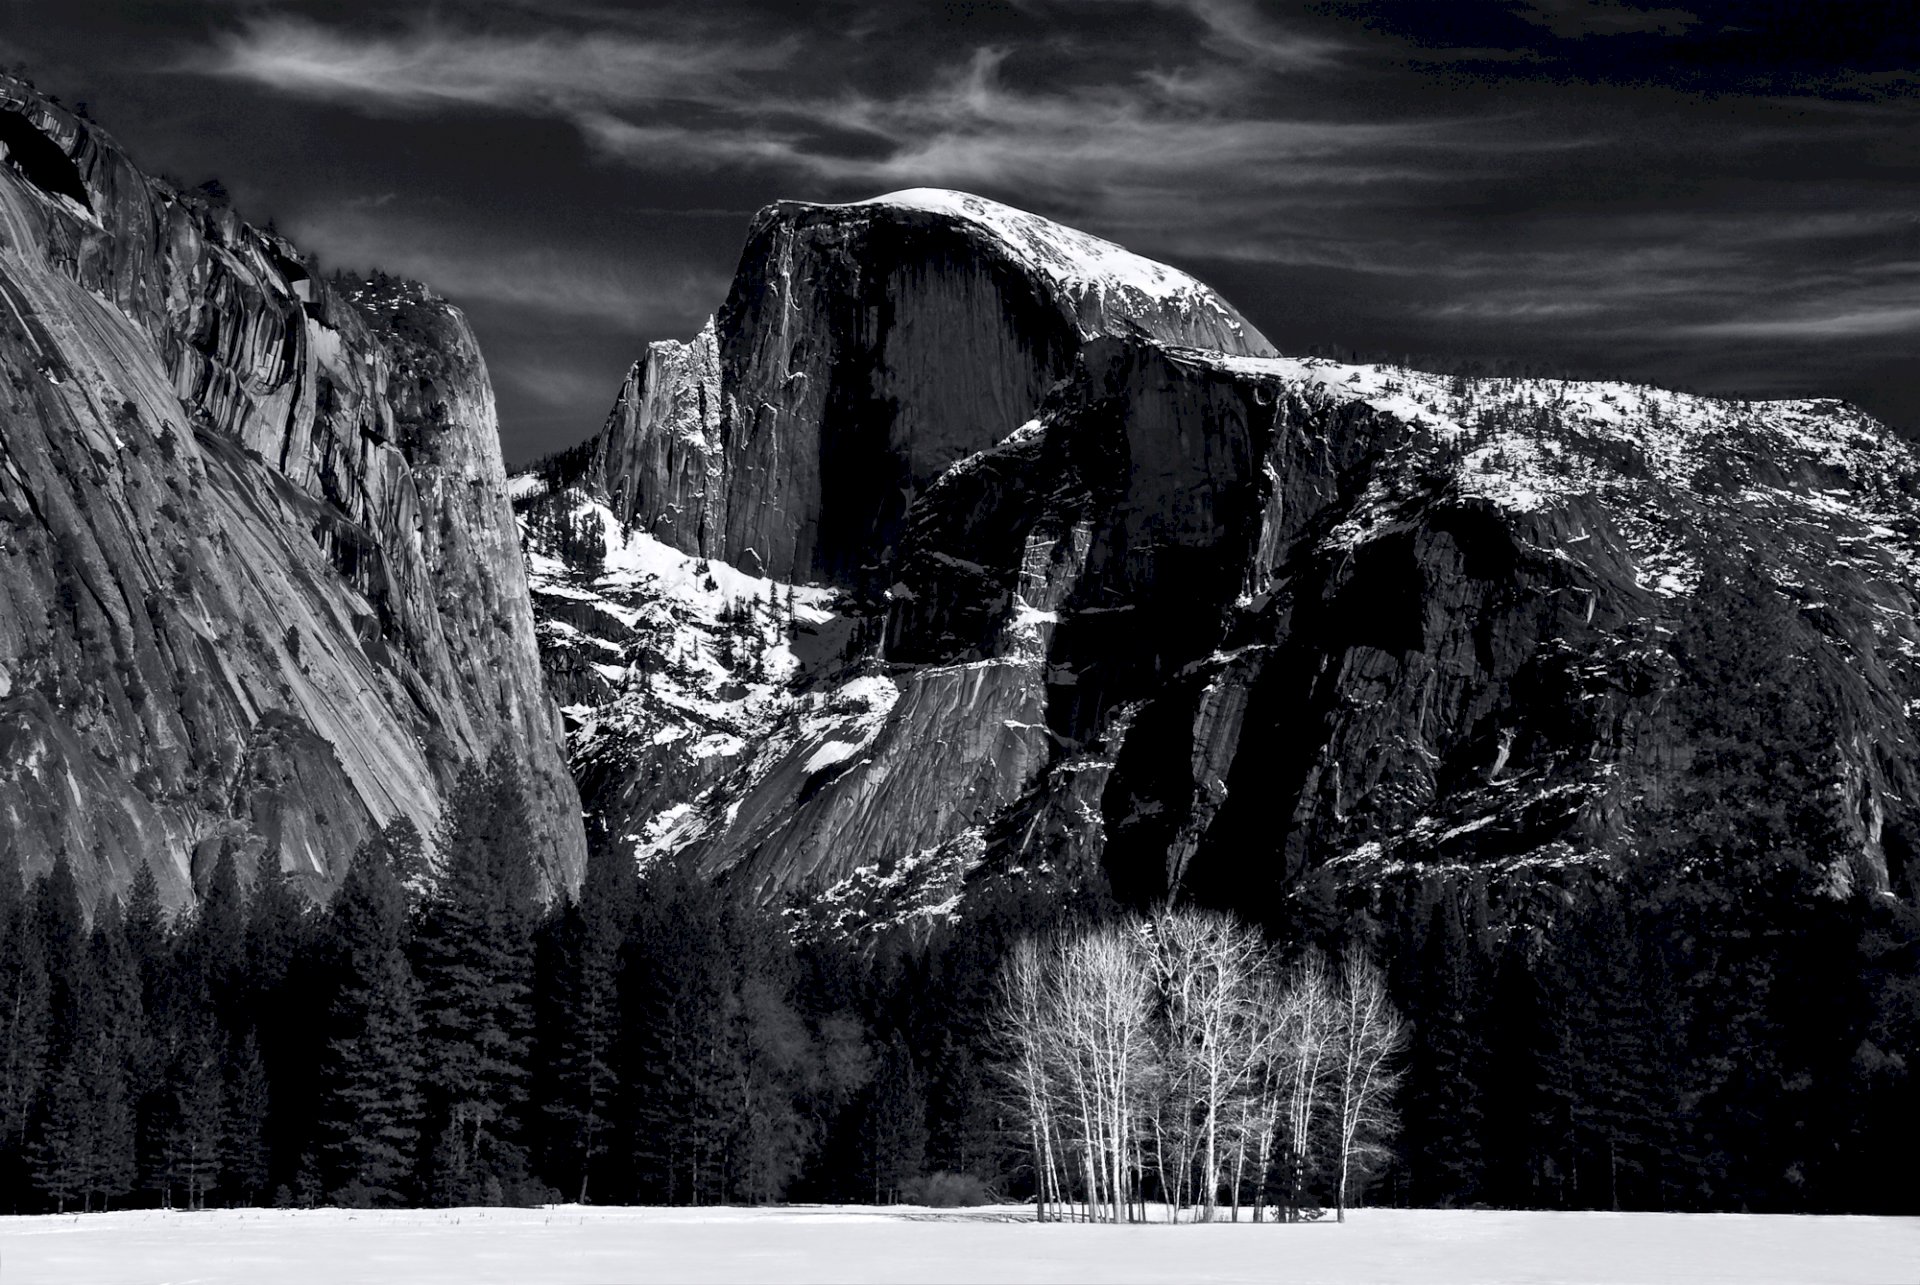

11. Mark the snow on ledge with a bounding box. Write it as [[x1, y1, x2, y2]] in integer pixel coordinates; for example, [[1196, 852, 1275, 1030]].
[[849, 188, 1229, 314]]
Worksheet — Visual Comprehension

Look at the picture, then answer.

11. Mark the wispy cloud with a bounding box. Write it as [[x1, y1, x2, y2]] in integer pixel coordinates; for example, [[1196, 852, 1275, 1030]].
[[195, 13, 1536, 227], [192, 15, 795, 117], [1676, 303, 1920, 342], [1030, 0, 1350, 70], [1411, 223, 1920, 343], [581, 47, 1451, 188]]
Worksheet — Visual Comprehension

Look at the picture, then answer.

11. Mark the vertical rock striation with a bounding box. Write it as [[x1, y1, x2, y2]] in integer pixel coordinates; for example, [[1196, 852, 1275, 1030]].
[[0, 77, 584, 908]]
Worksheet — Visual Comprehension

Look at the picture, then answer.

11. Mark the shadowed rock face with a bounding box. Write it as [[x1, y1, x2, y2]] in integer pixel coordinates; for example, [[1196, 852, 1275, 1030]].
[[535, 194, 1920, 930], [0, 79, 585, 908], [596, 190, 1275, 589]]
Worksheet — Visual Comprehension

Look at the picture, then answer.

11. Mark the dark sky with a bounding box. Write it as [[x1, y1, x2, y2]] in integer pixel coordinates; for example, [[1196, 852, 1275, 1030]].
[[6, 1, 1919, 464]]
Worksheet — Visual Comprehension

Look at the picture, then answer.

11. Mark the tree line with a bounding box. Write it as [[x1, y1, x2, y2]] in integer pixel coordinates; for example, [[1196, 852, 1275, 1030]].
[[0, 753, 1095, 1213]]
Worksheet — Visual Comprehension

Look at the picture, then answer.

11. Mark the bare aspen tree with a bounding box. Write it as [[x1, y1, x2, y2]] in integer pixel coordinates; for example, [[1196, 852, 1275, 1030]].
[[1243, 969, 1290, 1223], [1332, 944, 1407, 1222], [993, 937, 1061, 1221], [1052, 934, 1103, 1220], [1144, 910, 1204, 1221], [1070, 924, 1153, 1223], [1146, 908, 1267, 1221], [1278, 950, 1338, 1222], [1228, 966, 1287, 1221]]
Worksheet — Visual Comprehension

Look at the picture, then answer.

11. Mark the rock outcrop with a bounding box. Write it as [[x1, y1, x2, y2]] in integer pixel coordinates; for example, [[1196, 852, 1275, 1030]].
[[528, 190, 1920, 930], [0, 76, 585, 908], [595, 189, 1274, 587]]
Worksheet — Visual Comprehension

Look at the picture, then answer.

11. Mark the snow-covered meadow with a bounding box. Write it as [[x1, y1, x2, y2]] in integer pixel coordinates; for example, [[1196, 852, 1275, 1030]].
[[1, 1204, 1912, 1284]]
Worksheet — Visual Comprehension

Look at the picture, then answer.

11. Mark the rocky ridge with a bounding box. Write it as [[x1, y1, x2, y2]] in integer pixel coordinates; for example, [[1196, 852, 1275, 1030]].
[[0, 77, 585, 907], [528, 191, 1920, 928]]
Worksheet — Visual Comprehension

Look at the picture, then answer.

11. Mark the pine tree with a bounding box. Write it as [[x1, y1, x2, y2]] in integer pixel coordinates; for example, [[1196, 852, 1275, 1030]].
[[0, 862, 49, 1209], [222, 1031, 271, 1204], [122, 860, 167, 1004], [243, 850, 306, 1199], [1480, 926, 1563, 1208], [30, 1035, 90, 1212], [318, 823, 424, 1206], [191, 843, 248, 1018], [623, 856, 737, 1204], [416, 753, 539, 1204], [245, 851, 303, 1012], [723, 897, 818, 1204], [168, 1008, 225, 1209], [540, 838, 635, 1203], [1402, 887, 1488, 1206], [26, 855, 89, 1211], [1562, 889, 1672, 1210], [861, 1033, 928, 1203], [80, 898, 139, 1210]]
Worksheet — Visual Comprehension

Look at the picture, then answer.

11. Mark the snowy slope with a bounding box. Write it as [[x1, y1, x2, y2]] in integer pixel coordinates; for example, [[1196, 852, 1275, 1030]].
[[1212, 352, 1920, 604], [520, 493, 862, 869]]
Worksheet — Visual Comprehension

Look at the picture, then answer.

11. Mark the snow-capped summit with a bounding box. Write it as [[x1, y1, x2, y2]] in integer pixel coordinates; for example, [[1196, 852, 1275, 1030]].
[[849, 188, 1272, 351]]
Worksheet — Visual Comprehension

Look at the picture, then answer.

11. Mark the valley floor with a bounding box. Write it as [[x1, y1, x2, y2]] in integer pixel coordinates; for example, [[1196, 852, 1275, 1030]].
[[0, 1203, 1913, 1284]]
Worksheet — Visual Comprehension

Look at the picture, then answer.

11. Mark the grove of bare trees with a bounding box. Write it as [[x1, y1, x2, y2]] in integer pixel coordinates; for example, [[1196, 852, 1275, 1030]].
[[994, 908, 1404, 1224]]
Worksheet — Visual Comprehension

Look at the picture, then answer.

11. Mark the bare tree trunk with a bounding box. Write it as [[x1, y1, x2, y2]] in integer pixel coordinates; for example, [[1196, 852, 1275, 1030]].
[[1230, 1098, 1250, 1222]]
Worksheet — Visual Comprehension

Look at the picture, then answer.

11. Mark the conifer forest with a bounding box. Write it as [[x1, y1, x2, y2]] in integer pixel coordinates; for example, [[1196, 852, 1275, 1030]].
[[3, 733, 1914, 1219]]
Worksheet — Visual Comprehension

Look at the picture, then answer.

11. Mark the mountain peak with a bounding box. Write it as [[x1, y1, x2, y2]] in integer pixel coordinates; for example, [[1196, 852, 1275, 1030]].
[[844, 187, 1271, 348], [750, 187, 1276, 358]]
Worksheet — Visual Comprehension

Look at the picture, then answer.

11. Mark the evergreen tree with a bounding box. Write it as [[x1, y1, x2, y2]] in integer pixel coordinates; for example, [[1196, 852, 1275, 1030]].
[[0, 863, 49, 1210], [722, 897, 818, 1204], [243, 850, 307, 1199], [80, 897, 139, 1210], [191, 843, 248, 1018], [167, 1009, 225, 1209], [122, 859, 168, 1005], [317, 823, 424, 1206], [26, 854, 89, 1211], [244, 851, 303, 1014], [1843, 893, 1920, 1214], [1480, 925, 1564, 1208], [222, 1031, 271, 1204], [415, 753, 539, 1204], [539, 838, 635, 1203], [30, 1032, 90, 1212], [860, 1033, 928, 1203], [622, 856, 738, 1204], [1562, 890, 1673, 1210], [1402, 886, 1488, 1206], [121, 857, 171, 1196]]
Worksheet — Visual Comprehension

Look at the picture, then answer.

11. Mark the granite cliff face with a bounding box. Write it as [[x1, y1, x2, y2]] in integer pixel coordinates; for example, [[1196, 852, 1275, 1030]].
[[0, 77, 585, 908], [594, 189, 1274, 588], [527, 191, 1920, 930]]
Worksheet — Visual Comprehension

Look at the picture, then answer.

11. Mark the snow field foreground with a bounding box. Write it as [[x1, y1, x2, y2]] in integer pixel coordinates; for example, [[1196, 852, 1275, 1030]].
[[1, 1205, 1914, 1284]]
